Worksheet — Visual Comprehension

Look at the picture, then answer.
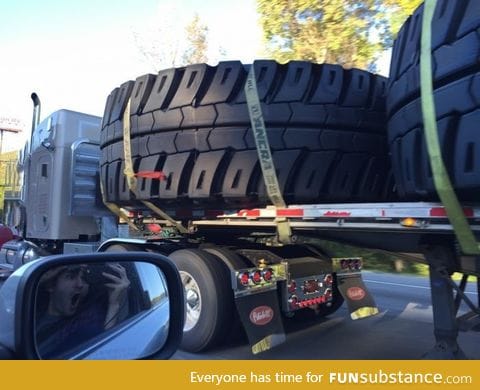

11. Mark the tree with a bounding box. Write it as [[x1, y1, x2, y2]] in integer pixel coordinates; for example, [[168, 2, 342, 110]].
[[257, 0, 385, 69], [132, 4, 184, 69], [256, 0, 423, 69], [0, 150, 20, 219], [383, 0, 423, 38], [181, 13, 209, 65], [133, 8, 213, 70]]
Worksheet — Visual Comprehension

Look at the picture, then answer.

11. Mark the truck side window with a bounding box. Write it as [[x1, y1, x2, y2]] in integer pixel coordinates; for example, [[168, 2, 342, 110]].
[[41, 163, 48, 178]]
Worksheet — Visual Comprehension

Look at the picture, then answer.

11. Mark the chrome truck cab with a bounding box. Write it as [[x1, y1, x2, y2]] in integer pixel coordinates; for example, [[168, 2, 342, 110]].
[[0, 102, 106, 272], [24, 109, 102, 241]]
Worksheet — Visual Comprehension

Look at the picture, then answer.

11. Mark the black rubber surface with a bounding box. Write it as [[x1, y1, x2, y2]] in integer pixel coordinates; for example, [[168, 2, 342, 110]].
[[168, 248, 235, 352], [387, 0, 480, 200], [100, 60, 395, 207]]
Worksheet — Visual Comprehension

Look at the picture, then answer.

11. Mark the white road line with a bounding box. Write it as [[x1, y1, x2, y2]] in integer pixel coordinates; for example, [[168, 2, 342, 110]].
[[364, 279, 477, 296], [364, 279, 430, 290]]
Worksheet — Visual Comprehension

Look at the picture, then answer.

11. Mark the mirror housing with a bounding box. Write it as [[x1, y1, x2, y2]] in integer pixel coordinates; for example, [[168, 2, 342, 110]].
[[0, 252, 184, 359]]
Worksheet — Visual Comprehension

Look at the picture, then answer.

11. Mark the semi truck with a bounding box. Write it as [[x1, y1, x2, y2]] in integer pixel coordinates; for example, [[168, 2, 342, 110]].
[[0, 91, 478, 358], [1, 0, 480, 358], [0, 97, 377, 355]]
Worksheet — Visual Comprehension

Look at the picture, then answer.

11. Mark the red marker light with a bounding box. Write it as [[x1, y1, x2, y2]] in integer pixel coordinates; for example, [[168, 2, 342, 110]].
[[239, 272, 250, 286], [251, 270, 262, 284], [288, 280, 297, 293], [262, 268, 274, 282]]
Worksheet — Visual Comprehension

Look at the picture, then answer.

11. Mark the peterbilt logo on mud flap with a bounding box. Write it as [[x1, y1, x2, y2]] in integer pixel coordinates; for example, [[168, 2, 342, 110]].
[[346, 287, 366, 301], [249, 306, 274, 325]]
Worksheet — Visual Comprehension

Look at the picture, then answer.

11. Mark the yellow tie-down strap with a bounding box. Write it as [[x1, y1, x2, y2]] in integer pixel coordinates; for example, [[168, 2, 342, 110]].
[[98, 99, 140, 232], [99, 179, 139, 232], [244, 65, 292, 244], [122, 98, 188, 234], [420, 0, 480, 255]]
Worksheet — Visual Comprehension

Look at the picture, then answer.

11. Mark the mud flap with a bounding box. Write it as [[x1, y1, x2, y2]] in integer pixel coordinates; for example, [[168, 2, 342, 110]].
[[336, 273, 379, 320], [235, 290, 286, 354]]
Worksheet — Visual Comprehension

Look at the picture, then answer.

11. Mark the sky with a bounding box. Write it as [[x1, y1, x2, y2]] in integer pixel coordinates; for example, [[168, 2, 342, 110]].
[[0, 0, 391, 152], [0, 0, 264, 151]]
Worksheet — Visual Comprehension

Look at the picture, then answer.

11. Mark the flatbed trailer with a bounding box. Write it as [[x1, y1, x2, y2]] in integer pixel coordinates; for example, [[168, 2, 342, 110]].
[[110, 201, 480, 358], [191, 202, 480, 249]]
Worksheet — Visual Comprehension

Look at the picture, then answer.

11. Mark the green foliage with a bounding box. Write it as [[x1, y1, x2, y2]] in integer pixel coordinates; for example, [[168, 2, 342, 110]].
[[305, 238, 429, 275], [383, 0, 423, 38], [314, 238, 478, 281], [0, 151, 20, 217], [257, 0, 385, 68], [256, 0, 423, 68]]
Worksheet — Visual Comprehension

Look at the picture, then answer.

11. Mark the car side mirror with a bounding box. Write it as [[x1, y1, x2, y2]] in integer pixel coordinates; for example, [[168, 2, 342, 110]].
[[0, 252, 184, 360]]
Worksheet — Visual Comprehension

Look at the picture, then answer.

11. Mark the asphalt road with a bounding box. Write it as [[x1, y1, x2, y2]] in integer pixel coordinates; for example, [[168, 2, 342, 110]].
[[172, 271, 480, 360]]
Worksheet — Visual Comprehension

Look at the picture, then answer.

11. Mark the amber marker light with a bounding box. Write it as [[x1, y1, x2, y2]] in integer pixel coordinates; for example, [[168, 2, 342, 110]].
[[401, 217, 418, 227]]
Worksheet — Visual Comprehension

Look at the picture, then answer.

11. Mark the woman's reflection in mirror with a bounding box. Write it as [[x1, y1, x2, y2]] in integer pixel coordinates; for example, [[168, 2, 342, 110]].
[[35, 263, 130, 358]]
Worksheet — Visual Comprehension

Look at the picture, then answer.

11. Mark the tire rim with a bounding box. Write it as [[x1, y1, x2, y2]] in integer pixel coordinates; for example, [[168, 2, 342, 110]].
[[180, 270, 201, 331]]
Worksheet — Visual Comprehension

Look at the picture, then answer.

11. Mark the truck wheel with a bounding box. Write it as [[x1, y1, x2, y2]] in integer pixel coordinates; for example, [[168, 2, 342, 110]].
[[168, 248, 235, 352], [100, 60, 395, 207], [202, 246, 249, 343], [387, 1, 480, 200]]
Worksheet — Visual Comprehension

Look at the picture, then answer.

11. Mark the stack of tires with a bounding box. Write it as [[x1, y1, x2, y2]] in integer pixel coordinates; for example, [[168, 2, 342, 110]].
[[100, 1, 480, 207], [100, 60, 396, 209], [387, 0, 480, 201], [98, 0, 480, 355]]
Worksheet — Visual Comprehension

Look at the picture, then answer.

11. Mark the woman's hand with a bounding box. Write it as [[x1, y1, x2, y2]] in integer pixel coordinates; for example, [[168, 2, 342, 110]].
[[102, 263, 130, 328], [103, 263, 130, 305]]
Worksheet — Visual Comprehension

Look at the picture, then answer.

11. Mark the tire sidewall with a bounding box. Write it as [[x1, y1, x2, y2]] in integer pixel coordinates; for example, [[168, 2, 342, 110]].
[[169, 249, 229, 352]]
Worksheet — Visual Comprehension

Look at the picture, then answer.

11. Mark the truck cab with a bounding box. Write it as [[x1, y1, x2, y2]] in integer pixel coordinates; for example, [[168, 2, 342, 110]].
[[0, 109, 106, 273]]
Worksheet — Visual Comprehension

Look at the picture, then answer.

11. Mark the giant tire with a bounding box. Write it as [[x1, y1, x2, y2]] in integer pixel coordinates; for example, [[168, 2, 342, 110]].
[[100, 60, 395, 208], [168, 248, 236, 352], [387, 0, 480, 200]]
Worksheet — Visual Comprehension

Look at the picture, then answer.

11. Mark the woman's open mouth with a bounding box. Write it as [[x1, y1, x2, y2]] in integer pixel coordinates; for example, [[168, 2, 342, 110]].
[[70, 293, 81, 310]]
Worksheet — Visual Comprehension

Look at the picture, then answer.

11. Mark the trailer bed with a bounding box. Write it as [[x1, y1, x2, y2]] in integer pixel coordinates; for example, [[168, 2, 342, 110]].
[[183, 202, 480, 256]]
